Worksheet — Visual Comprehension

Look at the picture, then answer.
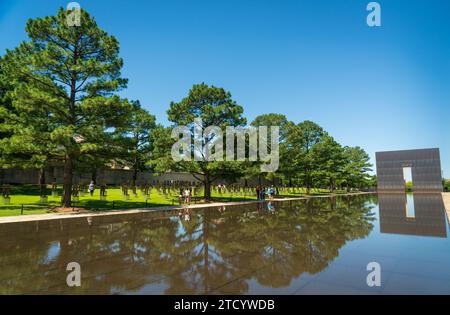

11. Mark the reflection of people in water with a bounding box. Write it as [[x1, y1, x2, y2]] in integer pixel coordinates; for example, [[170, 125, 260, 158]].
[[267, 201, 275, 213], [218, 205, 226, 214], [184, 209, 191, 222], [257, 203, 264, 212], [178, 206, 191, 222]]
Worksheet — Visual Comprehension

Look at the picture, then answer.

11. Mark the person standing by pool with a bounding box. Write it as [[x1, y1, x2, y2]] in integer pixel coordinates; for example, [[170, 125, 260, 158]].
[[88, 181, 95, 197], [100, 184, 107, 197], [184, 188, 191, 204], [260, 187, 266, 201], [268, 185, 275, 200]]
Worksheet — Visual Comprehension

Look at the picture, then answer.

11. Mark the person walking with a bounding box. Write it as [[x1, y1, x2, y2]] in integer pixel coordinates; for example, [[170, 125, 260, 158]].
[[88, 181, 95, 197], [184, 188, 191, 204], [256, 186, 261, 200]]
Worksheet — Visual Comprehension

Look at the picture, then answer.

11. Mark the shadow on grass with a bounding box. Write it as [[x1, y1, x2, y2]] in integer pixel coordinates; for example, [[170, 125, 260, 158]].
[[9, 185, 64, 196]]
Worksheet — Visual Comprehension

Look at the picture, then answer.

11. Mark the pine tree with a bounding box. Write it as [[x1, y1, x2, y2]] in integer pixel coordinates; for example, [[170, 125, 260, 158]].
[[0, 8, 132, 206]]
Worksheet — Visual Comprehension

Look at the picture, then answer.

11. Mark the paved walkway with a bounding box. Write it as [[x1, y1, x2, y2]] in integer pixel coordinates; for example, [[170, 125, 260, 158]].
[[443, 193, 450, 224], [0, 192, 373, 224]]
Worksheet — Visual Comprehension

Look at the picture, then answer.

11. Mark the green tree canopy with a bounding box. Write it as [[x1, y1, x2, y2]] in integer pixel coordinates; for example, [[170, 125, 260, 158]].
[[342, 146, 373, 190], [311, 135, 345, 190], [250, 113, 295, 185], [153, 83, 247, 200], [119, 100, 157, 187], [286, 120, 326, 191]]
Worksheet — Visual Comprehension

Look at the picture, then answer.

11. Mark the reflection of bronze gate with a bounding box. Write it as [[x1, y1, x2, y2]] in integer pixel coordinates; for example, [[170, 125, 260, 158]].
[[376, 148, 442, 192], [378, 193, 447, 237]]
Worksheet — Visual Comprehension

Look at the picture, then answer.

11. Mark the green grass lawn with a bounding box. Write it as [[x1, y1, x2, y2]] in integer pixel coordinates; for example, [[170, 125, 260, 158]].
[[0, 187, 177, 217], [0, 185, 349, 217], [276, 187, 349, 197]]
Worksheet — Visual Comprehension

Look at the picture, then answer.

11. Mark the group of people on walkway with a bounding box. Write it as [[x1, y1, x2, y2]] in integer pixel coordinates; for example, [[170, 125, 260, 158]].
[[179, 188, 192, 205], [256, 185, 276, 201]]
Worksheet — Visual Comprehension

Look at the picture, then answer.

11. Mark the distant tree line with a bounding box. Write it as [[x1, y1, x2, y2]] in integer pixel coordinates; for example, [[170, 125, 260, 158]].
[[443, 179, 450, 192], [0, 8, 375, 206]]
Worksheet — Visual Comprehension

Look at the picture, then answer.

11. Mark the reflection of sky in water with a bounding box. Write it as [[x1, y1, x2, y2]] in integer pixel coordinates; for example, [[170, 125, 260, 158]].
[[109, 240, 121, 253], [43, 241, 60, 264], [406, 193, 416, 218]]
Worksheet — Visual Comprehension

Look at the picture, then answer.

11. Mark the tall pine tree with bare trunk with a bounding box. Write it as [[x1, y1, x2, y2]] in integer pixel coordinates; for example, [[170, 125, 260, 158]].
[[0, 8, 132, 207]]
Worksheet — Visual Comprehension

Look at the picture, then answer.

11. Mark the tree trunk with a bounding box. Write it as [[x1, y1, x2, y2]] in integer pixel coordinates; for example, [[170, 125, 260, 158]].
[[65, 33, 77, 208], [62, 156, 73, 207], [0, 169, 4, 186], [39, 167, 46, 196], [91, 168, 97, 184], [306, 167, 311, 194], [132, 167, 138, 188], [331, 197, 336, 211], [204, 175, 211, 202]]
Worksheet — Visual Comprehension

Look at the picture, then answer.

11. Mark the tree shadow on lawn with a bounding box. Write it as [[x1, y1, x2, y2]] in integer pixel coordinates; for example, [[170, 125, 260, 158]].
[[9, 185, 64, 196]]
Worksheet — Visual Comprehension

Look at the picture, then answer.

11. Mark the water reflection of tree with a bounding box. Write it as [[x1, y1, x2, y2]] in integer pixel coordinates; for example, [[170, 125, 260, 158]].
[[0, 234, 53, 294], [207, 196, 375, 291], [0, 195, 375, 294]]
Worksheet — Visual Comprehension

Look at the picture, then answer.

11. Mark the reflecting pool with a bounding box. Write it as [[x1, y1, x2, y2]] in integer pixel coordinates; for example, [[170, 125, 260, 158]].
[[1, 193, 449, 295]]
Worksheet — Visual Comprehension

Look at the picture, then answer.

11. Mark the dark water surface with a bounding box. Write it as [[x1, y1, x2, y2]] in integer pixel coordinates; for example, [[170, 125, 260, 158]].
[[1, 193, 449, 295]]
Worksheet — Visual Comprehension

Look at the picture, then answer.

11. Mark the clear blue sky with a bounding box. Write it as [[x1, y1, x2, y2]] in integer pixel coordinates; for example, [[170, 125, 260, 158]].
[[1, 0, 449, 177]]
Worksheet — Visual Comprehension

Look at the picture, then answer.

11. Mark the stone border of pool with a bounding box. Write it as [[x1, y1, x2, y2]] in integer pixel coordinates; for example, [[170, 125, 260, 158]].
[[0, 192, 375, 224]]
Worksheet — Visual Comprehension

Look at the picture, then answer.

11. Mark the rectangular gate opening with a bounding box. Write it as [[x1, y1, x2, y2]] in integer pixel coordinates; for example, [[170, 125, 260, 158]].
[[403, 167, 413, 191]]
